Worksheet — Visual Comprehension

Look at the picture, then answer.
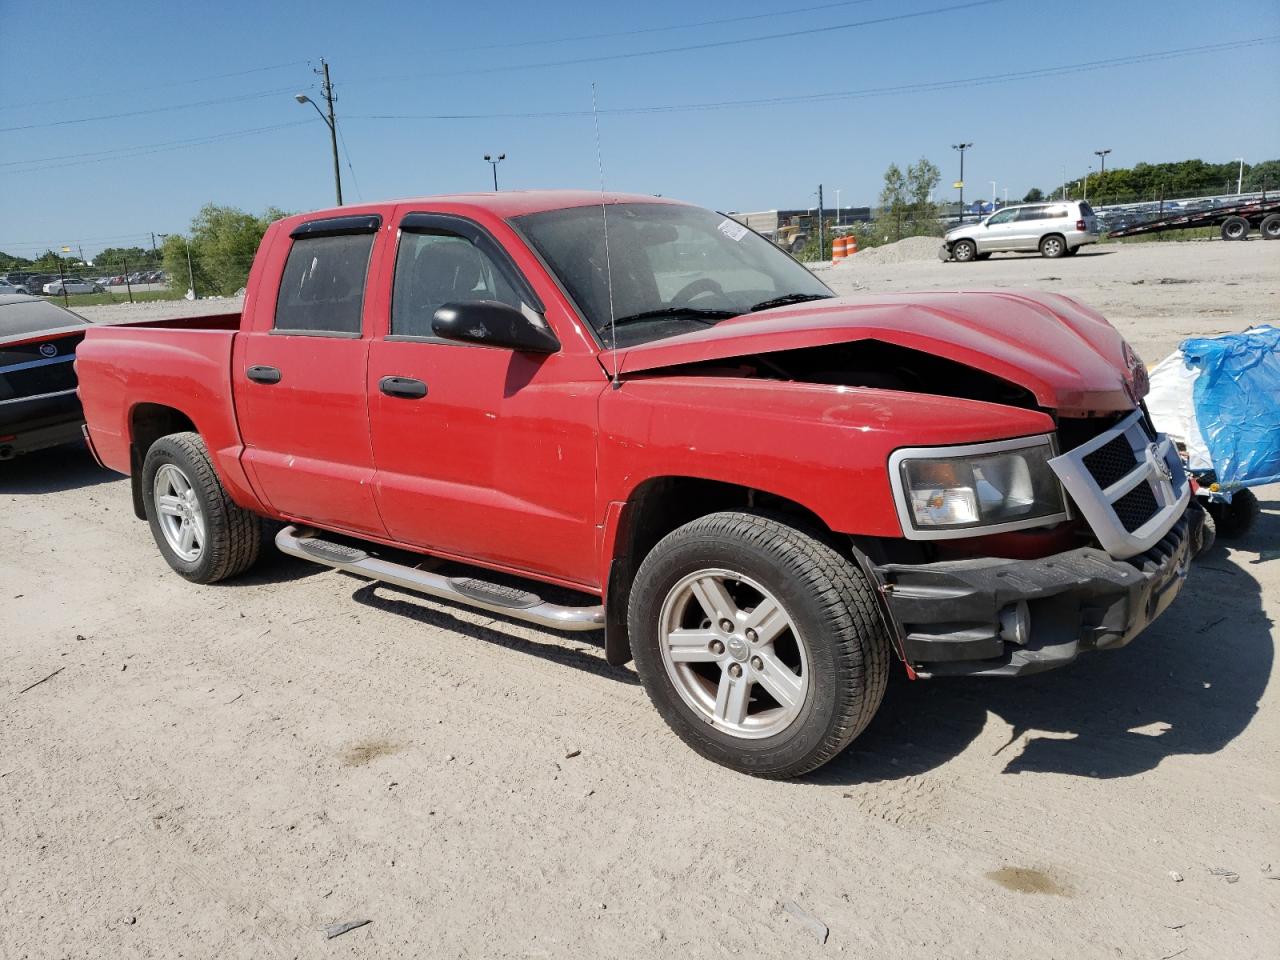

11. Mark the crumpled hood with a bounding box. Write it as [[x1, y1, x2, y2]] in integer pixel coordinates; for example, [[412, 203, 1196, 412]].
[[602, 290, 1139, 414]]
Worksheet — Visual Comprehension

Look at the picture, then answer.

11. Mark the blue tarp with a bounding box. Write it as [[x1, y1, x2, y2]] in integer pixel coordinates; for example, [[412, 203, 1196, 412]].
[[1180, 325, 1280, 489]]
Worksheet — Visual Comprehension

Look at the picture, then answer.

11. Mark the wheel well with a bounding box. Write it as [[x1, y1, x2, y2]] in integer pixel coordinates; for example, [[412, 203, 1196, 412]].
[[128, 404, 196, 519], [603, 477, 830, 666], [1040, 232, 1065, 246]]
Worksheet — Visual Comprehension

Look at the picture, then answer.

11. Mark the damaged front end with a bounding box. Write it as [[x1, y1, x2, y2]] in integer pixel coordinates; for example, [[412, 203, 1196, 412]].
[[871, 408, 1203, 677]]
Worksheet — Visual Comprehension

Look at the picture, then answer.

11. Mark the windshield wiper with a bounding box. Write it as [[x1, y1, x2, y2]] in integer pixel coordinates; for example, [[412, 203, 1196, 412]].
[[749, 292, 834, 312], [609, 307, 739, 328]]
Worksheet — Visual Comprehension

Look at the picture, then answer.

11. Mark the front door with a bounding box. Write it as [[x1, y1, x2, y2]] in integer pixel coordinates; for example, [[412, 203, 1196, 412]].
[[978, 207, 1019, 251], [232, 214, 388, 537], [366, 212, 600, 587]]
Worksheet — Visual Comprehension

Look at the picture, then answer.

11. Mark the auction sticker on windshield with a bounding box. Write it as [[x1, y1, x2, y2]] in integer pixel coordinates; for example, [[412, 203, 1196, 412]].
[[717, 219, 749, 241]]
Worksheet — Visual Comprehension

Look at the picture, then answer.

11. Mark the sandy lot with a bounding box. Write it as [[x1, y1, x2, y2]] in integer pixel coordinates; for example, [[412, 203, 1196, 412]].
[[3, 240, 1278, 958]]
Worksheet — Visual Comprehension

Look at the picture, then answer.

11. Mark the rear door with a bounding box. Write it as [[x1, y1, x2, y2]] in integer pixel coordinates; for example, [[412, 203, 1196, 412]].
[[232, 213, 388, 537]]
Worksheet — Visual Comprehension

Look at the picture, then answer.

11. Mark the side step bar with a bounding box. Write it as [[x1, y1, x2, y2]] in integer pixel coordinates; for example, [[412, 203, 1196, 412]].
[[275, 525, 605, 632]]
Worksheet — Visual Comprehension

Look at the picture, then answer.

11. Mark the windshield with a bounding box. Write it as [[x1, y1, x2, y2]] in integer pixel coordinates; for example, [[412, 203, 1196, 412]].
[[513, 202, 833, 347]]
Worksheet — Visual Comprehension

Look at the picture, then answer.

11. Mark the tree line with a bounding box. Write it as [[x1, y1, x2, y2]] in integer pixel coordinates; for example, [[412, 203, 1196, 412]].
[[1027, 158, 1279, 205]]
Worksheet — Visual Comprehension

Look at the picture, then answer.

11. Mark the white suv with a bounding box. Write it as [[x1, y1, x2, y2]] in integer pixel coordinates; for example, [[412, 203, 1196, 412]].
[[942, 200, 1100, 261]]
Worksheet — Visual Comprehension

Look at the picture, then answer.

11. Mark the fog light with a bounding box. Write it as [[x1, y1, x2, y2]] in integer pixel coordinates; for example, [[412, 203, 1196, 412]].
[[999, 600, 1030, 646]]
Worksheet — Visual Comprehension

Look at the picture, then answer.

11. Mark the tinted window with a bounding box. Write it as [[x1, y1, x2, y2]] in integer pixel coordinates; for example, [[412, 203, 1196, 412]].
[[1015, 206, 1048, 222], [1079, 201, 1095, 216], [390, 232, 524, 338], [987, 209, 1017, 225], [274, 233, 374, 334]]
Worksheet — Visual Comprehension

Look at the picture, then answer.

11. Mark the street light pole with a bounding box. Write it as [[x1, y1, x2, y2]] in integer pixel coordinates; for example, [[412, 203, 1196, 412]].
[[1094, 149, 1111, 204], [484, 153, 506, 191], [952, 142, 973, 222], [1234, 157, 1245, 194], [835, 188, 841, 226], [295, 58, 343, 206]]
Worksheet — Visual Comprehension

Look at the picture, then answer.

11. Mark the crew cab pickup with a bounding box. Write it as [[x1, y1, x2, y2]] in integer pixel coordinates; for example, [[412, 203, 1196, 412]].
[[76, 191, 1205, 777]]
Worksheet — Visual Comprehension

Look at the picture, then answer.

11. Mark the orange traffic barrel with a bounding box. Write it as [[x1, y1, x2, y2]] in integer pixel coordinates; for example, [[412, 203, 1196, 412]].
[[847, 234, 859, 255], [831, 235, 848, 263]]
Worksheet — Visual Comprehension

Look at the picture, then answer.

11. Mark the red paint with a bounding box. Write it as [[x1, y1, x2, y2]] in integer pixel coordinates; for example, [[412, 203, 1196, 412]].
[[76, 192, 1140, 597]]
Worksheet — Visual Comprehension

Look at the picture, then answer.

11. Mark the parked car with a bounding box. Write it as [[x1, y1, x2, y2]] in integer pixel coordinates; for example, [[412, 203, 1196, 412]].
[[24, 274, 56, 296], [75, 191, 1204, 778], [941, 200, 1101, 261], [42, 277, 105, 295], [0, 294, 93, 460], [0, 279, 30, 295]]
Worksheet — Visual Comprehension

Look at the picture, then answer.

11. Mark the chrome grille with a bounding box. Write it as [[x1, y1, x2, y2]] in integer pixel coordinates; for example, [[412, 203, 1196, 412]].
[[1049, 409, 1189, 559]]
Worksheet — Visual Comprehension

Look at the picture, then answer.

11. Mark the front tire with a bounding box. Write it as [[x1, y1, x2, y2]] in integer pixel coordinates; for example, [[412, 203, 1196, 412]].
[[142, 431, 261, 583], [1039, 234, 1067, 258], [1205, 489, 1258, 539], [952, 239, 977, 263], [628, 512, 890, 778]]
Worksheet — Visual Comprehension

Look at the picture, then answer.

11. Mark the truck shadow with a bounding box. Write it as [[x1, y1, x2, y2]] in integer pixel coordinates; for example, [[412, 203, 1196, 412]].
[[815, 500, 1275, 785], [0, 442, 117, 493], [349, 581, 635, 686]]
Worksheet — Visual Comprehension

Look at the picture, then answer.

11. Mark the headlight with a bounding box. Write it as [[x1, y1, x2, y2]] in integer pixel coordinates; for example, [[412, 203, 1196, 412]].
[[889, 437, 1068, 537]]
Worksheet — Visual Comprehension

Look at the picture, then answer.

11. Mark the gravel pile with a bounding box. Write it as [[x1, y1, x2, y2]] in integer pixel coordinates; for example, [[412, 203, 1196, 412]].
[[840, 235, 943, 266]]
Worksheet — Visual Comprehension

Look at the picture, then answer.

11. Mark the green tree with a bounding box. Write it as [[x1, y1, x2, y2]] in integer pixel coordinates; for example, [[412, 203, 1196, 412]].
[[905, 157, 941, 235], [879, 163, 908, 240], [1022, 187, 1044, 203], [95, 246, 156, 274], [162, 204, 289, 297]]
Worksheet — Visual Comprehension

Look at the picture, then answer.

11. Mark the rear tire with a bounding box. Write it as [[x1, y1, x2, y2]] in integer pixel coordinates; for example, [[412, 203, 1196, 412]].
[[952, 239, 977, 263], [1220, 216, 1250, 241], [1039, 234, 1067, 258], [628, 511, 890, 778], [141, 431, 261, 583], [1260, 213, 1280, 240]]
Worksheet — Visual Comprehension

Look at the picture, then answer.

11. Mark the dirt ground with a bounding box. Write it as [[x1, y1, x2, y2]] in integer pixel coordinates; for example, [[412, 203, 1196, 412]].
[[3, 239, 1278, 958]]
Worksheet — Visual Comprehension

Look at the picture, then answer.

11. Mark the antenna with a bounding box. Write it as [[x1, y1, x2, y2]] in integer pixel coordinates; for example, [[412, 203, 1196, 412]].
[[591, 81, 620, 388]]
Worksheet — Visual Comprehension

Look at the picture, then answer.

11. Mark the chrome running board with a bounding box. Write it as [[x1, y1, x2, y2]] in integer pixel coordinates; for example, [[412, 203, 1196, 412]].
[[275, 525, 605, 632]]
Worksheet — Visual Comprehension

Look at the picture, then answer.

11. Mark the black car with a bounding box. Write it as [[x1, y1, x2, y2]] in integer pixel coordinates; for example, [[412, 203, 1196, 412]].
[[0, 294, 92, 460]]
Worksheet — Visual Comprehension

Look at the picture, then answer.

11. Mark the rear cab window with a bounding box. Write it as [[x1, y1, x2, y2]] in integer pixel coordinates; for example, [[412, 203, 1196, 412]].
[[274, 215, 380, 336]]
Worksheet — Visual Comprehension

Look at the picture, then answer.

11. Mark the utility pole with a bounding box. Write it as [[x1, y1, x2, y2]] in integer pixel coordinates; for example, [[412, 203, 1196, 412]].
[[952, 143, 972, 222], [184, 239, 197, 300], [151, 232, 159, 264], [121, 251, 134, 304], [817, 184, 825, 258], [295, 60, 343, 205], [990, 181, 997, 209]]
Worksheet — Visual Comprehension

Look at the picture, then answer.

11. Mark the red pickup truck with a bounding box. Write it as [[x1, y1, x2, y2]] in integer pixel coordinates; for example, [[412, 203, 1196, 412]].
[[77, 191, 1205, 777]]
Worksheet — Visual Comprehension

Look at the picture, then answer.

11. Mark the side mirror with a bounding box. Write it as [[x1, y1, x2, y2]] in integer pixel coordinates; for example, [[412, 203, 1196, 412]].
[[431, 300, 560, 354]]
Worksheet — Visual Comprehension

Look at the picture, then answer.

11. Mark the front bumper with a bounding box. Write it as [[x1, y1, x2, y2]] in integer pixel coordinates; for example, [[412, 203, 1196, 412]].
[[873, 506, 1204, 677]]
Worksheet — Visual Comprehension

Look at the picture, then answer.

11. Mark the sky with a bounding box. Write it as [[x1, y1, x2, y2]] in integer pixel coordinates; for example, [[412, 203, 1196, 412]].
[[2, 0, 1278, 261]]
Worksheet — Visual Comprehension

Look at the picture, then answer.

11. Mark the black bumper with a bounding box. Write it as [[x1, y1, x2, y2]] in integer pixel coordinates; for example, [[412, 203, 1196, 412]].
[[874, 508, 1204, 678], [0, 390, 85, 458]]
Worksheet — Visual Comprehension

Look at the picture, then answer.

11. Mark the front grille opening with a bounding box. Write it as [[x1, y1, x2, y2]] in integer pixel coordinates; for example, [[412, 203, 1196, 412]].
[[1113, 482, 1159, 532], [1082, 434, 1137, 488]]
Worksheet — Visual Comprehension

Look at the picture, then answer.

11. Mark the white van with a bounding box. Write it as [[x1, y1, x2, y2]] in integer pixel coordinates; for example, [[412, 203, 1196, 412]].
[[942, 200, 1101, 261]]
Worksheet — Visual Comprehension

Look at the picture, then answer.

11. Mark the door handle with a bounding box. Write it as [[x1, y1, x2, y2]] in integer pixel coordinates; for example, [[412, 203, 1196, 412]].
[[246, 365, 281, 384], [379, 376, 428, 399]]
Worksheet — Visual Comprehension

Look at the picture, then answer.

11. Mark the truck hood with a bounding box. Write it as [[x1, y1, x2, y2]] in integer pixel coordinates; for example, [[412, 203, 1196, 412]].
[[601, 290, 1139, 415]]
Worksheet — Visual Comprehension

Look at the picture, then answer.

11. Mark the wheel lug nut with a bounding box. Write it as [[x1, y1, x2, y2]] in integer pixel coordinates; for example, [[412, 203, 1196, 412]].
[[750, 656, 763, 671], [710, 640, 725, 655], [728, 663, 743, 678], [745, 628, 758, 643]]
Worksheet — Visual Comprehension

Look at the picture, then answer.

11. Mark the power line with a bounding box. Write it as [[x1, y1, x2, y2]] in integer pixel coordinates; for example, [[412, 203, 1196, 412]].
[[351, 36, 1278, 121], [0, 121, 312, 175], [361, 0, 1013, 82], [0, 59, 309, 112], [0, 121, 313, 168], [461, 0, 878, 51], [0, 86, 304, 134]]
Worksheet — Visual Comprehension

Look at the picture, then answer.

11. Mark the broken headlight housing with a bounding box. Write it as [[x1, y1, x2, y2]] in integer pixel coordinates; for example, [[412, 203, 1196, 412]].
[[889, 436, 1069, 538]]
